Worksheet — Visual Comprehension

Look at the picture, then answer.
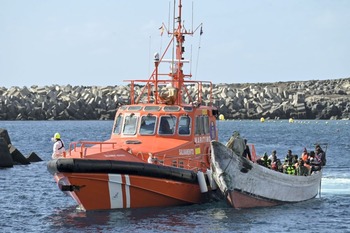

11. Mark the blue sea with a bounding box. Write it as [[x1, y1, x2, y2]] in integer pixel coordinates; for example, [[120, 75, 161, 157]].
[[1, 120, 349, 233]]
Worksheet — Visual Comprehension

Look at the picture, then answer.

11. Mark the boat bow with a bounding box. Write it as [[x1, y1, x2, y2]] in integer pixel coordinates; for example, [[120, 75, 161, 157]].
[[210, 140, 322, 208]]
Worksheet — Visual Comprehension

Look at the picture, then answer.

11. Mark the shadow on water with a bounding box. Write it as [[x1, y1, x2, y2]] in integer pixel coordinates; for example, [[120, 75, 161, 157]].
[[43, 191, 350, 233], [45, 201, 256, 232]]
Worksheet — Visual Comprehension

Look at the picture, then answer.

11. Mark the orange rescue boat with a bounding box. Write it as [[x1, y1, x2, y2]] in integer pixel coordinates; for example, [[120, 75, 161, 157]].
[[47, 0, 219, 211]]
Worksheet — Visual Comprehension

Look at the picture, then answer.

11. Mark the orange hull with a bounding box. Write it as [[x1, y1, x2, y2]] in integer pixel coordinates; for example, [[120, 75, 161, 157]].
[[56, 172, 203, 210]]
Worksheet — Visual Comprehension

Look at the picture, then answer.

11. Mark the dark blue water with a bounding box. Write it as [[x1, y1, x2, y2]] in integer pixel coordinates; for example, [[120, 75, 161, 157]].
[[1, 120, 349, 233]]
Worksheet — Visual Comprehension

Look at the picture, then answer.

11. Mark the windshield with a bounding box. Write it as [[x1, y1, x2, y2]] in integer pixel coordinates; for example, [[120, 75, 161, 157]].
[[140, 115, 156, 135], [113, 114, 123, 134], [123, 114, 138, 135], [178, 115, 191, 135], [159, 115, 176, 135]]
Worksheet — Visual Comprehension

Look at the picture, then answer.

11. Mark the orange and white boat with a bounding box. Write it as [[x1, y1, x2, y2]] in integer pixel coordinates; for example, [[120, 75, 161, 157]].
[[47, 0, 219, 211]]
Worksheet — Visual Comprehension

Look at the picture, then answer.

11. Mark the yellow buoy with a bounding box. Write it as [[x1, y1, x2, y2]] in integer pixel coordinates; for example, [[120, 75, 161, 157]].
[[219, 114, 225, 120], [260, 117, 265, 123], [289, 118, 294, 123]]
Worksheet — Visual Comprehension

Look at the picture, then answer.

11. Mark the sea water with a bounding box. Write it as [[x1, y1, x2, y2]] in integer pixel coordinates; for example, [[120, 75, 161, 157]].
[[0, 120, 349, 232]]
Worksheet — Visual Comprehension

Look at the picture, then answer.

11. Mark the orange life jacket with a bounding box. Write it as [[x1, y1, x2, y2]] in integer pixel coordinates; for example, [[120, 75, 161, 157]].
[[302, 153, 308, 162]]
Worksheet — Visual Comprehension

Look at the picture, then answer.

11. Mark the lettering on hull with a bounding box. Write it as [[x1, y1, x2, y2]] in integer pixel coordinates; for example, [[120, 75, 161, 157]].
[[194, 136, 211, 143], [179, 149, 194, 156]]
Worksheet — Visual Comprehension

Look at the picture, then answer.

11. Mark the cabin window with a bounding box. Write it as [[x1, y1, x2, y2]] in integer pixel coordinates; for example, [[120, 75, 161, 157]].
[[139, 115, 156, 135], [183, 106, 193, 112], [163, 106, 180, 112], [144, 106, 161, 111], [128, 106, 142, 111], [123, 114, 138, 135], [178, 115, 191, 135], [195, 116, 200, 135], [195, 116, 204, 135], [195, 115, 208, 135], [113, 114, 123, 134], [159, 115, 176, 135], [204, 116, 209, 134]]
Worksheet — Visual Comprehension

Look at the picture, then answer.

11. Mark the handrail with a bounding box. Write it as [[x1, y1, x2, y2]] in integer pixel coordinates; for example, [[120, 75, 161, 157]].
[[124, 79, 213, 105], [68, 141, 118, 158]]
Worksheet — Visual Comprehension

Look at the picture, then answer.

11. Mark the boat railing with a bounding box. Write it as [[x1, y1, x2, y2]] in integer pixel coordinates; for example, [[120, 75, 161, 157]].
[[125, 79, 213, 106], [67, 141, 118, 158]]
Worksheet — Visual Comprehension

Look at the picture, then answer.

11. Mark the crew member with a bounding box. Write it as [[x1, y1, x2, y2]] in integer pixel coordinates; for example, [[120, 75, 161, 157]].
[[52, 132, 65, 159]]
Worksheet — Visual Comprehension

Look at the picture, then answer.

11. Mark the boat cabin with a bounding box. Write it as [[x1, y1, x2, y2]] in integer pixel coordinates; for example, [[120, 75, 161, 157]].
[[112, 104, 217, 139]]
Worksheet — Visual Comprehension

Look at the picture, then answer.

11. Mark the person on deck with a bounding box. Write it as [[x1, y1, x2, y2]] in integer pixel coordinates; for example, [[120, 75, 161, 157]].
[[311, 145, 326, 172], [257, 153, 271, 168], [270, 152, 282, 172], [301, 148, 309, 162], [285, 150, 293, 161], [292, 155, 299, 165], [242, 139, 252, 161], [284, 159, 296, 175], [268, 150, 277, 160], [226, 131, 246, 156], [296, 159, 309, 176], [315, 144, 326, 166], [52, 132, 65, 159]]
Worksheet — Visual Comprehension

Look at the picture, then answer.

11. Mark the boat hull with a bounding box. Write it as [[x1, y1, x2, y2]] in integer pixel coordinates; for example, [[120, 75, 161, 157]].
[[210, 141, 322, 208], [48, 159, 205, 210]]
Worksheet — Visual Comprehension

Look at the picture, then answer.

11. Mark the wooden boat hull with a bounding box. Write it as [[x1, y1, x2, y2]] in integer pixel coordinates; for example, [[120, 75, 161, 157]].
[[48, 159, 205, 210], [210, 141, 322, 209]]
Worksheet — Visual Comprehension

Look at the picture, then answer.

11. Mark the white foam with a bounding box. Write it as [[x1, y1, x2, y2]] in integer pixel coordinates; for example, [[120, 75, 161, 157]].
[[320, 177, 350, 195]]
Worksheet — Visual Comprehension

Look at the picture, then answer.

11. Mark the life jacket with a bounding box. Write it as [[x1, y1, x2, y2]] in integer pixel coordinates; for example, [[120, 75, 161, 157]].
[[301, 153, 308, 162], [286, 165, 296, 175], [57, 139, 64, 150], [261, 157, 271, 167], [271, 162, 277, 170]]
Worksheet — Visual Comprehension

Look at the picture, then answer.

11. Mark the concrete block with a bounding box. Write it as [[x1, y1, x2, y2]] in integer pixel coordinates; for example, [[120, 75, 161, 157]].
[[27, 152, 43, 163], [0, 138, 13, 167], [9, 144, 30, 165]]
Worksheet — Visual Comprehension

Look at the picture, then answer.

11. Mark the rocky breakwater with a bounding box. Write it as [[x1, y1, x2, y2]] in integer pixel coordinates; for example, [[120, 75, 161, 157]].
[[0, 78, 349, 120], [0, 85, 129, 120], [0, 128, 42, 168], [213, 78, 350, 120]]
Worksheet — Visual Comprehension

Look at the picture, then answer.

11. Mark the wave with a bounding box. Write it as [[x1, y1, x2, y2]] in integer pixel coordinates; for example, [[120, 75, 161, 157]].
[[321, 177, 350, 195]]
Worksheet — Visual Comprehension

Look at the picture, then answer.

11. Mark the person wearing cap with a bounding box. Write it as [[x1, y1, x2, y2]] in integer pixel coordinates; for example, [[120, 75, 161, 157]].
[[52, 132, 65, 159]]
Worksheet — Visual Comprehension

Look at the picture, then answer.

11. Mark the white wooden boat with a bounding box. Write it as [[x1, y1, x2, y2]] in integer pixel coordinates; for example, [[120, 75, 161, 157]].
[[210, 140, 322, 208]]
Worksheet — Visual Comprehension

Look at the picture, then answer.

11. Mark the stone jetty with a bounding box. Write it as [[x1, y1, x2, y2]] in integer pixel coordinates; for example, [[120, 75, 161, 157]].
[[0, 78, 349, 120], [0, 128, 42, 167]]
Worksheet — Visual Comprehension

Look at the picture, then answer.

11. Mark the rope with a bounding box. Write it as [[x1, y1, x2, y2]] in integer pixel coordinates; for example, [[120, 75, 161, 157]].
[[194, 31, 202, 80], [223, 155, 234, 174], [318, 177, 322, 198]]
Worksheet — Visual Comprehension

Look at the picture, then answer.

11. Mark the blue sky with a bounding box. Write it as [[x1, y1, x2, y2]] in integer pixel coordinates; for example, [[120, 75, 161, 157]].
[[1, 0, 349, 88]]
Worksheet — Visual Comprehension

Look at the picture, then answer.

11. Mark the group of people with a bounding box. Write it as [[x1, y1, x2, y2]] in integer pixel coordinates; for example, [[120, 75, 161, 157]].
[[256, 145, 326, 176]]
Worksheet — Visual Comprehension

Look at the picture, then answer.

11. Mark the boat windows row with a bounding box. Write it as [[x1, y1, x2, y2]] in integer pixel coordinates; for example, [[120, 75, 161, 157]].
[[113, 114, 210, 136], [119, 105, 193, 112]]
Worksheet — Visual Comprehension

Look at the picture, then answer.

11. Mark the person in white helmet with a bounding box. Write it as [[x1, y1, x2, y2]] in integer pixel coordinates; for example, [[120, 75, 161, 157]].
[[52, 132, 65, 159]]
